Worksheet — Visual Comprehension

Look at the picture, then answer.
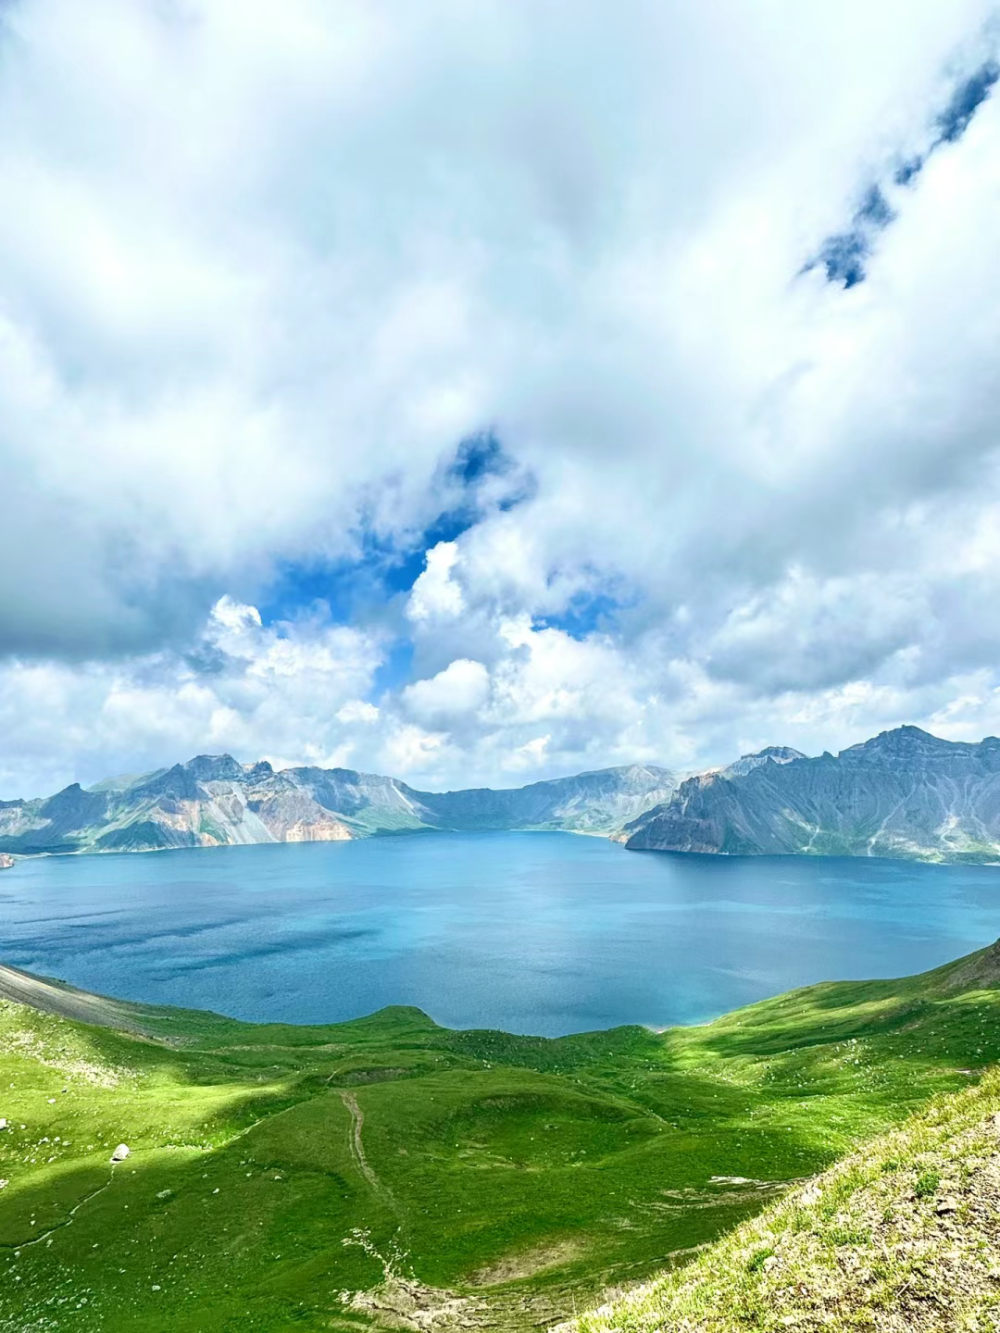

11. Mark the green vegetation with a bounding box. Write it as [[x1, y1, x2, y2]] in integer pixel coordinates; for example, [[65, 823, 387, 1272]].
[[571, 1061, 1000, 1332], [3, 940, 1000, 1331]]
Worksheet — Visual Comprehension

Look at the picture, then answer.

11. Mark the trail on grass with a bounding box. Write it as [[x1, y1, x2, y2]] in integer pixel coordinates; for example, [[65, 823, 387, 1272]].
[[339, 1089, 409, 1236], [340, 1090, 387, 1199], [0, 1172, 116, 1252]]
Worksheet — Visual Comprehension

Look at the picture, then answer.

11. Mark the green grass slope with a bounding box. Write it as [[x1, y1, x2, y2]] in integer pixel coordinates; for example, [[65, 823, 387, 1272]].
[[3, 942, 1000, 1331], [570, 1063, 1000, 1332]]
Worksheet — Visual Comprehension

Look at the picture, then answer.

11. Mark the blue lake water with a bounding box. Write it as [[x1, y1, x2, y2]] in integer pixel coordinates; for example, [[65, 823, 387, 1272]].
[[2, 832, 1000, 1036]]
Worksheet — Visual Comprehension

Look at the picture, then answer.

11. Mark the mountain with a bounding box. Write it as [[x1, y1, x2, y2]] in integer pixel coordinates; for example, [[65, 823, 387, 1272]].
[[416, 763, 677, 834], [11, 725, 1000, 864], [0, 758, 676, 856], [624, 726, 1000, 863], [717, 743, 805, 778]]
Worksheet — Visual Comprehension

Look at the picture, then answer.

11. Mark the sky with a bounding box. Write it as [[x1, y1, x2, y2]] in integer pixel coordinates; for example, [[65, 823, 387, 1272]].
[[2, 0, 1000, 797]]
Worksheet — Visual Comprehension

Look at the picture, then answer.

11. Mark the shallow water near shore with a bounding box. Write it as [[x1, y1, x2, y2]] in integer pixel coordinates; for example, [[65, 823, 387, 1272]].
[[2, 832, 1000, 1036]]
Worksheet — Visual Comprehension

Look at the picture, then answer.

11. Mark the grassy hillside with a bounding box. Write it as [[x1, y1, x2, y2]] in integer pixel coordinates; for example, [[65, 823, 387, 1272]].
[[3, 943, 1000, 1331], [569, 1063, 1000, 1331]]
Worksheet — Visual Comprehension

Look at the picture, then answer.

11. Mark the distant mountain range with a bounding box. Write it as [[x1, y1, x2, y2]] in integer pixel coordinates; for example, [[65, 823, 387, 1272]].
[[0, 757, 677, 856], [6, 725, 1000, 864], [624, 726, 1000, 864]]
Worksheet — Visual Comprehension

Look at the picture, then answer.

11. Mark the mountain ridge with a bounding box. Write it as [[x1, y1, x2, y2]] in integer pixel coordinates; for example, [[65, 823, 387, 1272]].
[[0, 756, 678, 857], [8, 724, 1000, 864], [625, 724, 1000, 864]]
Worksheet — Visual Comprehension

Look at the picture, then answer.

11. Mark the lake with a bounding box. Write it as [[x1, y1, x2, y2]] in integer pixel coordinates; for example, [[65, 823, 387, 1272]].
[[2, 832, 1000, 1036]]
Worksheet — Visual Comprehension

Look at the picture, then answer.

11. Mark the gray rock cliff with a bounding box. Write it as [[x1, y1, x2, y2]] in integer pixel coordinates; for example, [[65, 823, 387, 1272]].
[[624, 727, 1000, 863]]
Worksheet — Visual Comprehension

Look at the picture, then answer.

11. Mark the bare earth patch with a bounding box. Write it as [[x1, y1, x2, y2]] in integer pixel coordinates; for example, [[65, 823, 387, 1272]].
[[343, 1277, 484, 1330], [469, 1239, 582, 1287]]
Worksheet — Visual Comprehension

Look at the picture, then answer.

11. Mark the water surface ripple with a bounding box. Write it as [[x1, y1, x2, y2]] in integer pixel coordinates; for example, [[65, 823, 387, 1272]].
[[2, 832, 999, 1036]]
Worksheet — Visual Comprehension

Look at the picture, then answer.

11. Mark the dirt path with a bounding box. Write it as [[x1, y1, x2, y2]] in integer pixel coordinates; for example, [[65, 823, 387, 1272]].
[[340, 1090, 384, 1197], [339, 1089, 409, 1242]]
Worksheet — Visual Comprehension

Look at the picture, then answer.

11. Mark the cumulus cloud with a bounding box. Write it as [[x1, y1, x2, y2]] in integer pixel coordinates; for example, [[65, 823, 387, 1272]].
[[402, 659, 490, 724], [0, 599, 383, 795], [406, 543, 466, 624], [2, 0, 1000, 792]]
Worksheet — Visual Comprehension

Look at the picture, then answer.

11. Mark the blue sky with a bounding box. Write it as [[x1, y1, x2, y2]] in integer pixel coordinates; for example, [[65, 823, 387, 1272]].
[[258, 433, 534, 627], [2, 0, 1000, 797]]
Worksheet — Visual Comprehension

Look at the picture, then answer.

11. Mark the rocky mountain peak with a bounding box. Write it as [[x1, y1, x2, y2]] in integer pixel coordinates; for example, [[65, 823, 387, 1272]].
[[131, 764, 202, 802], [839, 725, 957, 765], [723, 746, 806, 779], [183, 754, 245, 782], [625, 724, 1000, 863]]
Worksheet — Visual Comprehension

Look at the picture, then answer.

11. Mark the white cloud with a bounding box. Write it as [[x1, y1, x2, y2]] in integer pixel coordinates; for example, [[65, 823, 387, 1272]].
[[336, 700, 379, 725], [3, 1, 1000, 790], [0, 600, 383, 795], [402, 658, 490, 722], [4, 587, 1000, 797], [406, 543, 465, 624]]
